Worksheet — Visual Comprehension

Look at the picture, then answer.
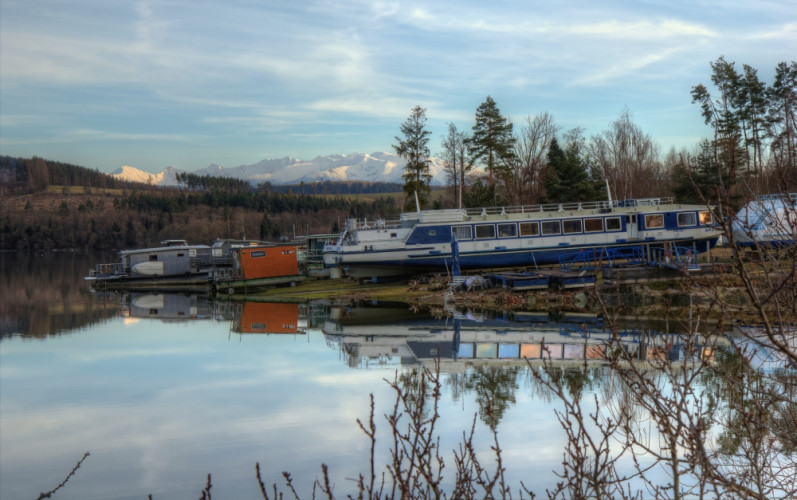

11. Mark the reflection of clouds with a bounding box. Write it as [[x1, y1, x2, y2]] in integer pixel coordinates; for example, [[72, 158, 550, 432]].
[[0, 364, 34, 379], [72, 346, 206, 362], [1, 326, 581, 498]]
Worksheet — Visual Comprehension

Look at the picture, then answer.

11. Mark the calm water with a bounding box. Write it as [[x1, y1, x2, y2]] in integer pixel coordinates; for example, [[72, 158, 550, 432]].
[[0, 254, 724, 499]]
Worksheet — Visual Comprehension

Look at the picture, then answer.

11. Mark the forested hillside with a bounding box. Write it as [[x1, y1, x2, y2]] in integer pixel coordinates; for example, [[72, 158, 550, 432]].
[[0, 156, 399, 252]]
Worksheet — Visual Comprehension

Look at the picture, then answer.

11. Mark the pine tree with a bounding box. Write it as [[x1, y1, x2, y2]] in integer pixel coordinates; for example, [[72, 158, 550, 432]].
[[543, 138, 596, 203], [393, 106, 432, 211], [468, 96, 515, 186]]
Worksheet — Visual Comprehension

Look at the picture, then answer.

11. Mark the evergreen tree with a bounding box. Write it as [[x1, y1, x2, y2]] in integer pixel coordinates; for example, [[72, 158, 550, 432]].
[[543, 138, 596, 203], [462, 179, 505, 208], [671, 139, 731, 205], [468, 96, 515, 186], [393, 106, 432, 211], [766, 61, 797, 186]]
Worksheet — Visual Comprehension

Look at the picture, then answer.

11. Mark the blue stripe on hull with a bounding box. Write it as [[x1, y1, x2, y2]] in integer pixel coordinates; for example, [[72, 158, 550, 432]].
[[348, 238, 718, 273]]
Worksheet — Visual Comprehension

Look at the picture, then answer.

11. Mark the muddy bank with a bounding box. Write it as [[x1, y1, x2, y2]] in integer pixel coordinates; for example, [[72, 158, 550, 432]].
[[240, 271, 761, 324]]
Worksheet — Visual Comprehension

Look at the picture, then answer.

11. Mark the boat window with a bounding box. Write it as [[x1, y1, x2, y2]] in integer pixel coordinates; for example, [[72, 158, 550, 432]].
[[699, 211, 713, 225], [428, 229, 436, 236], [605, 217, 622, 231], [541, 220, 561, 235], [645, 214, 664, 229], [452, 226, 472, 240], [251, 250, 266, 257], [148, 255, 158, 262], [563, 219, 582, 234], [177, 253, 185, 257], [584, 218, 603, 232], [677, 212, 697, 227], [497, 223, 517, 237], [475, 224, 496, 239], [519, 222, 539, 236]]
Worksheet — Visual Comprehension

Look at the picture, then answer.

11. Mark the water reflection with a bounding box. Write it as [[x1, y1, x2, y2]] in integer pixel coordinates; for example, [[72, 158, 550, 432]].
[[0, 252, 118, 338], [322, 300, 726, 371], [125, 292, 215, 321], [2, 270, 793, 499]]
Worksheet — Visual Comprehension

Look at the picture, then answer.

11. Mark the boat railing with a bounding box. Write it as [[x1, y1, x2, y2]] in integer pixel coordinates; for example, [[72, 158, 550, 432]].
[[756, 193, 797, 203], [464, 197, 675, 217], [191, 255, 233, 269], [343, 217, 404, 231], [92, 262, 125, 276], [338, 197, 679, 233]]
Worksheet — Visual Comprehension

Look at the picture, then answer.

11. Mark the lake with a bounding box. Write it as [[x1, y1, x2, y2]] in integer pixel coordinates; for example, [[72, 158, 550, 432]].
[[0, 253, 754, 499]]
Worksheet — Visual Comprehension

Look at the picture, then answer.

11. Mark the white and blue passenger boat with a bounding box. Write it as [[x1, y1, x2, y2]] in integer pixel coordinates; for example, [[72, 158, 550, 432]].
[[322, 197, 722, 279]]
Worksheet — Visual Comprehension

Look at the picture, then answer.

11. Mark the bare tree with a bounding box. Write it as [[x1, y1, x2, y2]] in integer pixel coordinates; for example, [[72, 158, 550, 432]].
[[440, 123, 474, 209], [587, 109, 662, 200], [505, 112, 559, 205]]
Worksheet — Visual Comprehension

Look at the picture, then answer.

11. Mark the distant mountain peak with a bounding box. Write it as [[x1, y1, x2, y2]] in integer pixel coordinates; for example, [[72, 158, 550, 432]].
[[112, 153, 446, 187]]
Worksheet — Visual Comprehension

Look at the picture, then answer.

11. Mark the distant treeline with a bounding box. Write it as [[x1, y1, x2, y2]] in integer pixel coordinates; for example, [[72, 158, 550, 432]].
[[1, 156, 403, 252], [175, 172, 405, 196], [113, 189, 398, 220], [0, 155, 152, 194], [268, 180, 405, 195]]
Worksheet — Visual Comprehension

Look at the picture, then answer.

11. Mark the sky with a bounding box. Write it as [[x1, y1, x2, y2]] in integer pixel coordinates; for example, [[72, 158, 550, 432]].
[[1, 0, 795, 174]]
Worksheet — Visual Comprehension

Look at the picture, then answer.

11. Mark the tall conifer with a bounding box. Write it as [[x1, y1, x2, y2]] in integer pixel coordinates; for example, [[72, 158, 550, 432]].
[[393, 106, 432, 211]]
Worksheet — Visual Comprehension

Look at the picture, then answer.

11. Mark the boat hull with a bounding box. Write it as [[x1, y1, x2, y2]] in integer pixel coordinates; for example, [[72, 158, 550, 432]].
[[329, 238, 719, 279]]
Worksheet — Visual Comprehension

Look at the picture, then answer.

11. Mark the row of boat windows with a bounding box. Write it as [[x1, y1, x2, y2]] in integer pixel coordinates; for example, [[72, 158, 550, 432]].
[[446, 212, 712, 240]]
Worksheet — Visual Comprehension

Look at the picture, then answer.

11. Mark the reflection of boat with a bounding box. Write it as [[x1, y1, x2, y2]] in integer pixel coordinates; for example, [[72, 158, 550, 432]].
[[231, 302, 304, 334], [121, 293, 307, 335], [322, 197, 722, 280], [124, 292, 214, 320], [729, 326, 796, 373], [323, 302, 727, 371]]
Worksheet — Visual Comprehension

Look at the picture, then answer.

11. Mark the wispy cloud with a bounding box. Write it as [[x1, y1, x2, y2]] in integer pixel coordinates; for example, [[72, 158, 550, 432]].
[[65, 129, 202, 143], [0, 0, 792, 170]]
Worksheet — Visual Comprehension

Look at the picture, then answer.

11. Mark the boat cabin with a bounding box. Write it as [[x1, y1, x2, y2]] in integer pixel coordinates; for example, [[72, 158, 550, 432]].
[[233, 245, 301, 280], [121, 245, 212, 277]]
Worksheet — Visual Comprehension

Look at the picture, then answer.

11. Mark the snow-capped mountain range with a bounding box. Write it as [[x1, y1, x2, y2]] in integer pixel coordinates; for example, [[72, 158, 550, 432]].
[[111, 152, 448, 187]]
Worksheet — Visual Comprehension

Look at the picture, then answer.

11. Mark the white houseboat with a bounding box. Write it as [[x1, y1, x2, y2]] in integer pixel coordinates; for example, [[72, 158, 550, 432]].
[[322, 197, 723, 280]]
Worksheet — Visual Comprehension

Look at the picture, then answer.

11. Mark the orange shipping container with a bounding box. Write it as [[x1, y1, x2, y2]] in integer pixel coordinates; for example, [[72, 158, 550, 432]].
[[236, 246, 300, 280]]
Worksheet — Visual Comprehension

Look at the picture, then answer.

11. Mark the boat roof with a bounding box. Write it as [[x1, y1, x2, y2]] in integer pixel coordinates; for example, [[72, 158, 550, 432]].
[[120, 244, 211, 255]]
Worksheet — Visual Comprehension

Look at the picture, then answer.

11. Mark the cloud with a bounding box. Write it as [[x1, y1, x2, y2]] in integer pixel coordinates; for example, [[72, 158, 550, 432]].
[[564, 18, 718, 39], [571, 46, 686, 87], [63, 129, 201, 143]]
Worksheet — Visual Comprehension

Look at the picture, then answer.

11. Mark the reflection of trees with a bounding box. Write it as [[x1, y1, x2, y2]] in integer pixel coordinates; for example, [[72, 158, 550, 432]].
[[1, 253, 119, 338], [700, 347, 797, 490], [525, 313, 797, 498], [465, 366, 519, 429]]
